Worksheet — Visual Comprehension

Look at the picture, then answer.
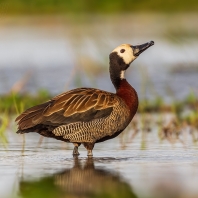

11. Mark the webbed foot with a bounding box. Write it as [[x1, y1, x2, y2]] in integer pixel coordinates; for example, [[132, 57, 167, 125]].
[[83, 142, 95, 157], [73, 146, 80, 155], [72, 143, 81, 156]]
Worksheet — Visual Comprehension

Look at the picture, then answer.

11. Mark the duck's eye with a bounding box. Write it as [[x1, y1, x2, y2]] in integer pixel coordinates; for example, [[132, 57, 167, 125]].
[[120, 49, 125, 53]]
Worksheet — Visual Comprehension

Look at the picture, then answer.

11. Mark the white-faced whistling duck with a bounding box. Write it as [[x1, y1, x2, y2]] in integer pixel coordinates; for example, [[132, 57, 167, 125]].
[[15, 41, 154, 156]]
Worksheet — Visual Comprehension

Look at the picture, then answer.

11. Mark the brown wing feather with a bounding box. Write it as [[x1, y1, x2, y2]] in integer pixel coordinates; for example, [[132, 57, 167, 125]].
[[15, 101, 52, 130], [15, 88, 115, 131]]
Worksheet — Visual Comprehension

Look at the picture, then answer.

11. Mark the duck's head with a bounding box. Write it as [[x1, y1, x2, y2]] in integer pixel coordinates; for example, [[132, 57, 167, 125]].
[[109, 41, 154, 88], [110, 41, 154, 69]]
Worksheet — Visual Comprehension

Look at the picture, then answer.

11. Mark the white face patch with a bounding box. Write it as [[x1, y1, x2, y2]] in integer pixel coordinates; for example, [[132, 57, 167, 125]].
[[112, 44, 137, 65], [120, 70, 125, 79]]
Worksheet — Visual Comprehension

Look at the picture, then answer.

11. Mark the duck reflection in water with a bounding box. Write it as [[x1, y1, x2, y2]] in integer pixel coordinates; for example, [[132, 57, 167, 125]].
[[19, 158, 138, 198]]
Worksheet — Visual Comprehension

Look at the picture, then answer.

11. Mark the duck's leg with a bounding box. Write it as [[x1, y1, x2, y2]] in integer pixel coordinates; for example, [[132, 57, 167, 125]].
[[73, 143, 81, 156], [83, 143, 95, 157]]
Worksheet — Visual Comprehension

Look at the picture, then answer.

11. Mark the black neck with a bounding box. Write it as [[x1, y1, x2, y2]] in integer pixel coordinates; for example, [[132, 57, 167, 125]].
[[109, 65, 122, 90], [109, 52, 129, 90]]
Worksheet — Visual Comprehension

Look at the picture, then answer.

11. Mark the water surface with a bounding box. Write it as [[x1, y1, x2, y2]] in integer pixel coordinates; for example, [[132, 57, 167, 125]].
[[1, 115, 198, 198], [0, 14, 198, 101]]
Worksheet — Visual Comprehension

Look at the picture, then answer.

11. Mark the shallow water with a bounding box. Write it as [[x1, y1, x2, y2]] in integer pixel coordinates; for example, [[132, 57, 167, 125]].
[[0, 15, 198, 101], [1, 116, 198, 198]]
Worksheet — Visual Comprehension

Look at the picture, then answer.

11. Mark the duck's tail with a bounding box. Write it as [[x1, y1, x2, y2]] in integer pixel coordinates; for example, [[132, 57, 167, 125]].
[[15, 101, 52, 133]]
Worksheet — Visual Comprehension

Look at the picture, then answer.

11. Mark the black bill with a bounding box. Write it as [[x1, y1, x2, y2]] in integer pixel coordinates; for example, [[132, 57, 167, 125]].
[[131, 41, 154, 57]]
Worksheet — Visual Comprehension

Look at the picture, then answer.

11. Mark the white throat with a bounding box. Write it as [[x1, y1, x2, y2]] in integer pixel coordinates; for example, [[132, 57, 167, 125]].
[[120, 70, 125, 79]]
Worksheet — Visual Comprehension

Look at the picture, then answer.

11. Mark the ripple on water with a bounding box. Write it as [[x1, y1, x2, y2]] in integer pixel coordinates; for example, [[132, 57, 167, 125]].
[[1, 128, 198, 198]]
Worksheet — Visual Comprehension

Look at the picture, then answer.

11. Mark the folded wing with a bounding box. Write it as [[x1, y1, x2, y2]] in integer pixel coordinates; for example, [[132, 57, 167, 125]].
[[15, 88, 115, 130]]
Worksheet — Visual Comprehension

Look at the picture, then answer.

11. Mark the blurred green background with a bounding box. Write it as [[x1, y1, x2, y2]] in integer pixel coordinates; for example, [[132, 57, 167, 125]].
[[1, 0, 198, 14]]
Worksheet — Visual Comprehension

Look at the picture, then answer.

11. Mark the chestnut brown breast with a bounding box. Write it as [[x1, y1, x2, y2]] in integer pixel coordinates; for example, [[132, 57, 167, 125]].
[[116, 79, 139, 119]]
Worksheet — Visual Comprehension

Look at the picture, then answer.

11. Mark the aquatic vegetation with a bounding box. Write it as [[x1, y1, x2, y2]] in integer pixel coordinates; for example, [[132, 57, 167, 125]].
[[0, 90, 51, 144], [1, 90, 197, 115], [0, 112, 9, 145], [0, 90, 51, 114], [0, 91, 198, 126]]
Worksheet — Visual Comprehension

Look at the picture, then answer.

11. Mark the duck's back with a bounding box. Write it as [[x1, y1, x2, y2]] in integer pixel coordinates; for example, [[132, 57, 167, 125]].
[[15, 88, 131, 143]]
